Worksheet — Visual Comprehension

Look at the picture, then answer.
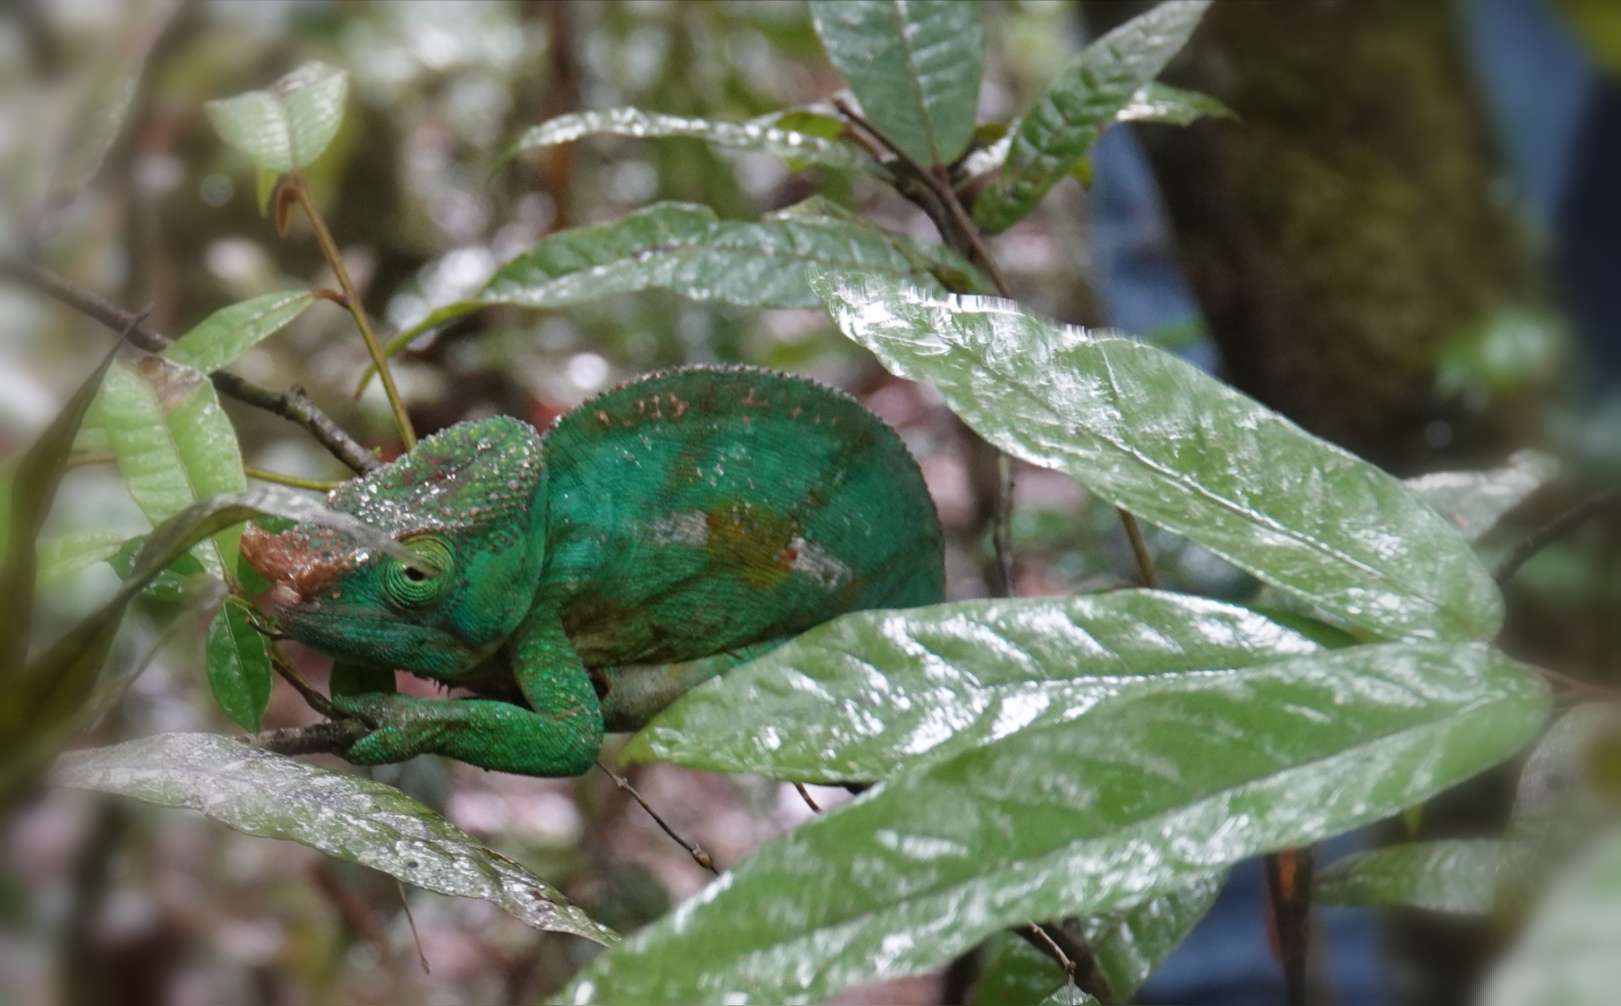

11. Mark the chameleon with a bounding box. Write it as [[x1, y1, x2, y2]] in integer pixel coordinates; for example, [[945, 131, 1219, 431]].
[[240, 365, 944, 776]]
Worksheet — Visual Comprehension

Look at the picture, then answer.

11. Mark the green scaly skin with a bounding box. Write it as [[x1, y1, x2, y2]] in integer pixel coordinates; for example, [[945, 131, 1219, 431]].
[[241, 365, 945, 776]]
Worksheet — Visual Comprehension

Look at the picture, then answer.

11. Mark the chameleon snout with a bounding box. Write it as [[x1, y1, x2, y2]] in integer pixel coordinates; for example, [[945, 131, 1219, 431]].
[[240, 523, 356, 603]]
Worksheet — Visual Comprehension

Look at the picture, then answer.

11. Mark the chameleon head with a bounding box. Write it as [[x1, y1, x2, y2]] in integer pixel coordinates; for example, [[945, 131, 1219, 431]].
[[240, 416, 548, 683]]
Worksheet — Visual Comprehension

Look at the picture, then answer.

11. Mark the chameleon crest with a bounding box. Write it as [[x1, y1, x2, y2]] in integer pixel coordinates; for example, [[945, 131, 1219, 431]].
[[245, 365, 944, 776]]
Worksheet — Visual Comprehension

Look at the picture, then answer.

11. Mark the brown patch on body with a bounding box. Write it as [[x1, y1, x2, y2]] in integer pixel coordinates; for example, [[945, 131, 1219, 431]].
[[704, 502, 797, 590]]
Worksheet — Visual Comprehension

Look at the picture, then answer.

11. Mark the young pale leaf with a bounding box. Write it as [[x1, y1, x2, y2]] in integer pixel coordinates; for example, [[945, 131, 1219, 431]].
[[95, 357, 247, 576], [1481, 824, 1621, 1006], [1315, 839, 1504, 915], [567, 642, 1546, 1004], [973, 1, 1211, 232], [36, 531, 129, 585], [164, 291, 316, 374], [808, 0, 983, 166], [369, 202, 981, 372], [625, 591, 1322, 782], [52, 733, 617, 945], [507, 107, 870, 173], [1404, 449, 1557, 544], [811, 273, 1502, 642], [204, 62, 348, 172], [0, 342, 122, 675], [205, 600, 271, 731]]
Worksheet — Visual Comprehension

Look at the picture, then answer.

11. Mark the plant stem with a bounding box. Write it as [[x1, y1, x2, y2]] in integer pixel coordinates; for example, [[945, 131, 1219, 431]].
[[1494, 487, 1621, 584], [287, 175, 417, 451], [597, 760, 719, 875], [243, 466, 339, 492]]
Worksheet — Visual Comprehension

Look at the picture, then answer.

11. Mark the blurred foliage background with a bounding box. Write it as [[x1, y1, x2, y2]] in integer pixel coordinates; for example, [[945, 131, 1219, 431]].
[[2, 1, 1618, 1004]]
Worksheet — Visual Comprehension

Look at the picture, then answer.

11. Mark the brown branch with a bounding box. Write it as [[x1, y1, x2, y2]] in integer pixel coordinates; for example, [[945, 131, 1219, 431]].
[[0, 257, 378, 474], [1016, 921, 1114, 1004], [1264, 848, 1314, 1006], [597, 760, 718, 875], [253, 717, 369, 756], [1495, 486, 1621, 585]]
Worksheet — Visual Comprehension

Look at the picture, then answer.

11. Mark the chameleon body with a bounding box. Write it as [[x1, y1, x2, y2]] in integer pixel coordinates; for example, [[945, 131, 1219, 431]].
[[241, 365, 944, 776]]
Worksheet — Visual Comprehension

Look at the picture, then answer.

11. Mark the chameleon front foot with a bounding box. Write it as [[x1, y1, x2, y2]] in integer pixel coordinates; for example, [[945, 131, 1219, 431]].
[[331, 691, 601, 777]]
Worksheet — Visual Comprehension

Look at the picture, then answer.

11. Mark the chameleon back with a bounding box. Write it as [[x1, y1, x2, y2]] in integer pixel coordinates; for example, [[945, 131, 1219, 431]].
[[539, 365, 944, 669]]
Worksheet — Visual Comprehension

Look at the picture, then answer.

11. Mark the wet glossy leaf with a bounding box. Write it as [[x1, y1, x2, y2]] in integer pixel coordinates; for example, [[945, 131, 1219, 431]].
[[1481, 824, 1621, 1006], [95, 356, 247, 576], [566, 643, 1547, 1004], [508, 107, 870, 172], [205, 600, 271, 731], [36, 531, 129, 584], [106, 534, 207, 605], [0, 343, 121, 675], [811, 273, 1502, 641], [808, 0, 983, 166], [1116, 81, 1233, 127], [973, 2, 1210, 232], [625, 592, 1323, 782], [52, 733, 617, 945], [205, 62, 348, 172], [1405, 449, 1557, 544], [372, 202, 980, 367], [1315, 840, 1503, 915], [164, 291, 316, 374]]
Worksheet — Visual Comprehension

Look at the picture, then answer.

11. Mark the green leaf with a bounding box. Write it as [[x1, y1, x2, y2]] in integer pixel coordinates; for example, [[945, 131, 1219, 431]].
[[808, 0, 984, 166], [1116, 81, 1233, 127], [204, 61, 348, 172], [507, 107, 871, 173], [566, 642, 1546, 1004], [205, 599, 272, 731], [973, 2, 1211, 232], [1405, 449, 1556, 544], [1315, 839, 1504, 915], [625, 591, 1323, 782], [106, 534, 208, 605], [94, 356, 247, 576], [0, 342, 122, 675], [974, 936, 1077, 1006], [51, 733, 617, 945], [810, 273, 1502, 642], [1481, 824, 1621, 1005], [36, 531, 129, 584], [50, 36, 148, 199], [368, 202, 982, 375], [164, 291, 316, 374]]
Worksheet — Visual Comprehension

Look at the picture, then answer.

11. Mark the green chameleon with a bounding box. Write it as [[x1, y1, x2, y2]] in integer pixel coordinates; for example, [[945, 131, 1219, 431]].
[[241, 365, 944, 776]]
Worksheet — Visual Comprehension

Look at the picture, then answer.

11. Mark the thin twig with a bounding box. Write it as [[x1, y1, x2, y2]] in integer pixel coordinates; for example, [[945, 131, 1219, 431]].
[[792, 782, 822, 814], [395, 880, 432, 975], [597, 760, 718, 875], [1116, 508, 1157, 588], [1495, 487, 1621, 585], [267, 650, 342, 720], [244, 466, 339, 492], [1264, 848, 1314, 1006], [287, 175, 417, 451], [1016, 922, 1114, 1003], [0, 257, 377, 474]]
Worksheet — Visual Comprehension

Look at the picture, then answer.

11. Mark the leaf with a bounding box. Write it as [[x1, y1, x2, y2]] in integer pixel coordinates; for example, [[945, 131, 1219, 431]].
[[0, 343, 122, 675], [973, 2, 1211, 232], [106, 534, 208, 605], [50, 31, 150, 199], [1315, 839, 1504, 915], [52, 733, 617, 945], [1481, 824, 1621, 1006], [94, 356, 247, 576], [205, 599, 272, 731], [625, 591, 1323, 782], [810, 273, 1503, 642], [507, 107, 870, 173], [808, 0, 984, 166], [36, 531, 129, 584], [564, 642, 1546, 1004], [204, 61, 348, 172], [1115, 81, 1233, 127], [1405, 450, 1557, 544], [164, 291, 316, 374], [367, 202, 982, 376]]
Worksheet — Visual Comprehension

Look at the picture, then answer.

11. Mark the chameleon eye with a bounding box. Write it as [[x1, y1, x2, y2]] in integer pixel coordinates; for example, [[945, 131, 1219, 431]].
[[383, 535, 454, 607]]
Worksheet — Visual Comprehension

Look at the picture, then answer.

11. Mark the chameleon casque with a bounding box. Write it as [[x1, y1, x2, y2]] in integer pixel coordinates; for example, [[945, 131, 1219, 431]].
[[240, 365, 944, 776]]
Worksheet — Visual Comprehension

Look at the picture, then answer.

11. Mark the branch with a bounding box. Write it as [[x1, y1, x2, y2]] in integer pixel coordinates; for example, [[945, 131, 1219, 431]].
[[1495, 487, 1621, 584], [253, 718, 369, 756], [0, 256, 378, 474], [1017, 921, 1115, 1004], [598, 760, 719, 875]]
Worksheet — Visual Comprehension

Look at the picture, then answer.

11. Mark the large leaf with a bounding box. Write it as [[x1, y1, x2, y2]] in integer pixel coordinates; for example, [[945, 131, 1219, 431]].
[[204, 61, 348, 172], [507, 107, 870, 173], [1481, 824, 1621, 1006], [1315, 839, 1504, 916], [94, 356, 247, 576], [205, 599, 272, 732], [1404, 449, 1556, 544], [52, 733, 616, 945], [164, 291, 316, 374], [372, 201, 981, 366], [564, 643, 1547, 1003], [625, 591, 1322, 782], [808, 0, 983, 166], [973, 2, 1211, 232], [811, 273, 1503, 642], [0, 343, 122, 674]]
